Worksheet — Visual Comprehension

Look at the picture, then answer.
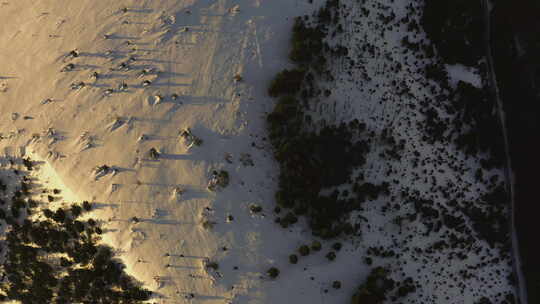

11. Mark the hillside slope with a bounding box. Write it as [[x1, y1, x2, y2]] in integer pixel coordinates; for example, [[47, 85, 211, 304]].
[[0, 1, 517, 303]]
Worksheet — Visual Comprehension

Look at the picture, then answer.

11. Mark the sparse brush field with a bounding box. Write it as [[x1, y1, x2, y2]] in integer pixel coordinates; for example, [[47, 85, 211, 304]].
[[267, 0, 517, 303]]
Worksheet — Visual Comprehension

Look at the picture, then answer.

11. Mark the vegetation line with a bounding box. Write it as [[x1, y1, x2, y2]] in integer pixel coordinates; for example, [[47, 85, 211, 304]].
[[481, 0, 526, 302]]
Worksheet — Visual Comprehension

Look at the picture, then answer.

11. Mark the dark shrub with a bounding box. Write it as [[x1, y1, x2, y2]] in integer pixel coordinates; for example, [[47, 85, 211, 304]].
[[311, 241, 322, 251], [52, 208, 66, 223], [325, 251, 336, 261], [289, 254, 298, 264], [206, 261, 219, 270], [82, 201, 92, 211], [43, 209, 53, 218], [249, 205, 263, 213], [298, 245, 310, 256], [70, 205, 82, 218], [267, 267, 280, 279]]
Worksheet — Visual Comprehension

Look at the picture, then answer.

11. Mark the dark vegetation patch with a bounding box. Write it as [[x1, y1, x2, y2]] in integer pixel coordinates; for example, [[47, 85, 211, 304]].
[[267, 0, 391, 240], [266, 0, 515, 302], [268, 69, 306, 97], [351, 267, 416, 304], [399, 183, 511, 251], [416, 1, 505, 168], [415, 1, 510, 249], [421, 1, 484, 66], [272, 122, 371, 238], [0, 158, 152, 303], [491, 1, 540, 301], [266, 267, 280, 279], [450, 81, 504, 163]]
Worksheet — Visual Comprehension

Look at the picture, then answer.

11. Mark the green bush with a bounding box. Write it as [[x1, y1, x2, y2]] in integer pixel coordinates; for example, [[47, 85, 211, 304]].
[[311, 241, 322, 251], [325, 251, 336, 261], [279, 212, 298, 228], [249, 205, 263, 213], [52, 208, 66, 223], [82, 201, 92, 211], [216, 170, 230, 188], [267, 267, 280, 279], [298, 245, 310, 256], [70, 204, 82, 218], [289, 254, 299, 264], [206, 261, 219, 270]]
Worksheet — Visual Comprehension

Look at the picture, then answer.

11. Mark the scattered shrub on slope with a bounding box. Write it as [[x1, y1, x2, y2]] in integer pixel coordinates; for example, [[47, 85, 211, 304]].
[[0, 160, 152, 304]]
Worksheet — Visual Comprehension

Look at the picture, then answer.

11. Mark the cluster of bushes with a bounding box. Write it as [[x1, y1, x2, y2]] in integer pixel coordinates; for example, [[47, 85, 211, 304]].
[[404, 180, 511, 251], [350, 267, 395, 304], [416, 0, 511, 255], [266, 0, 398, 239], [0, 164, 151, 303], [287, 0, 352, 75], [419, 1, 505, 168], [421, 0, 484, 66], [289, 17, 326, 66], [450, 81, 505, 167], [268, 69, 306, 97], [351, 267, 417, 304], [288, 241, 342, 264], [462, 184, 511, 249], [419, 81, 504, 169], [270, 117, 370, 238]]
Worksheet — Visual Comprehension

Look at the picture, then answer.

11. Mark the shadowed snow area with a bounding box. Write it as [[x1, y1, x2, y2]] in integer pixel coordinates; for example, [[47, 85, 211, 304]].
[[0, 0, 514, 303]]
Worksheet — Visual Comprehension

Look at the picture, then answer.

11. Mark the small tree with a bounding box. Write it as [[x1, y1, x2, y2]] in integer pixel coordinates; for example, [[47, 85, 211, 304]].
[[311, 241, 322, 251], [289, 254, 299, 264], [325, 251, 336, 261], [267, 267, 280, 279], [52, 208, 66, 223], [70, 205, 82, 218], [82, 201, 92, 211], [298, 245, 310, 256]]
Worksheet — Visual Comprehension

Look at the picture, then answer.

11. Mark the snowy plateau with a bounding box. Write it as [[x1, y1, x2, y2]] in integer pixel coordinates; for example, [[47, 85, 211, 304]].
[[0, 0, 516, 304]]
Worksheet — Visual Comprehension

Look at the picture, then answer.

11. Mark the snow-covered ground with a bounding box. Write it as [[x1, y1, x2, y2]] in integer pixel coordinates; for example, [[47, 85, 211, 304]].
[[0, 0, 515, 303]]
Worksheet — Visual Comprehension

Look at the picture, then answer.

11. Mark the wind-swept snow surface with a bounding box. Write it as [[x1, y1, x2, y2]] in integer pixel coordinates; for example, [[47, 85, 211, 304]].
[[0, 0, 515, 303]]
